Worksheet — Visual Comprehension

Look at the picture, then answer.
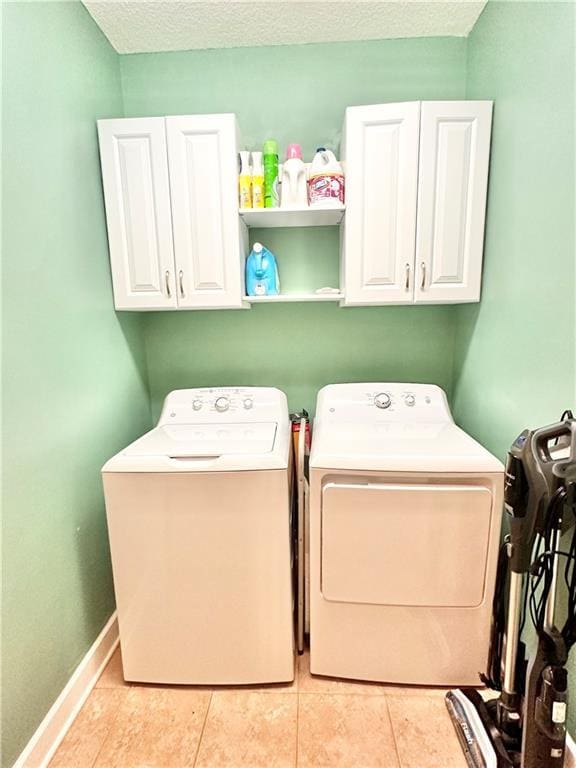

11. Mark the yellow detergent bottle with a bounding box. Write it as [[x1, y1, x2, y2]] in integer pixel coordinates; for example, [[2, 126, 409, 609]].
[[251, 151, 264, 208], [238, 151, 252, 208]]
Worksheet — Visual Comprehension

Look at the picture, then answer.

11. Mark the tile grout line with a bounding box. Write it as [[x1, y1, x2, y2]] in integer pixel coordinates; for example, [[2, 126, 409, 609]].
[[87, 687, 129, 768], [295, 659, 300, 768], [297, 690, 387, 697], [192, 691, 213, 768], [383, 694, 404, 768], [295, 694, 300, 768]]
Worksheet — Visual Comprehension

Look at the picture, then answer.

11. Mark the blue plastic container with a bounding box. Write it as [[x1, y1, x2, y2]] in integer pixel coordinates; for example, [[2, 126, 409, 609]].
[[245, 242, 280, 296]]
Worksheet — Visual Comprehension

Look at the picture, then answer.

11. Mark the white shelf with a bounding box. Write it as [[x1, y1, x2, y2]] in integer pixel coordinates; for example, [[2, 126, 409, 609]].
[[239, 205, 345, 228], [244, 292, 344, 304]]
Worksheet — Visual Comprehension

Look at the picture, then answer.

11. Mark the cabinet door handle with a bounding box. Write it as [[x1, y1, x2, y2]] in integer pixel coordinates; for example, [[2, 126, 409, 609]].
[[178, 270, 185, 298], [405, 263, 411, 291], [165, 270, 171, 298], [420, 262, 426, 290]]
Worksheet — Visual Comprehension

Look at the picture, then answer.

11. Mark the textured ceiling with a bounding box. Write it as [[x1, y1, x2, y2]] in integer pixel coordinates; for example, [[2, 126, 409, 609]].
[[83, 1, 487, 55]]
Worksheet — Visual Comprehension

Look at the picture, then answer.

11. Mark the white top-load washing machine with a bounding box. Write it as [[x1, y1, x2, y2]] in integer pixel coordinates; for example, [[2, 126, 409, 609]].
[[309, 383, 504, 686], [102, 386, 294, 685]]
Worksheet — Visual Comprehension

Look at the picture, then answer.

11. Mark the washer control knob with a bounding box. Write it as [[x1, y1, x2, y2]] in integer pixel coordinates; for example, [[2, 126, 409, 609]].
[[214, 396, 230, 412], [192, 399, 203, 411], [405, 394, 416, 407], [243, 398, 253, 410], [374, 392, 392, 409]]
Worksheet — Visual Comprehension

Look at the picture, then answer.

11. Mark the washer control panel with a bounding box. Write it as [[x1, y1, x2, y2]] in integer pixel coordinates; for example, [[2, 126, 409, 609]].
[[158, 387, 286, 425], [318, 383, 452, 424], [368, 389, 425, 411]]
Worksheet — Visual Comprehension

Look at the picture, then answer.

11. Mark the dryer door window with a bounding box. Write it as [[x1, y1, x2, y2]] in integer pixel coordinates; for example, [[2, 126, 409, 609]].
[[321, 482, 492, 608]]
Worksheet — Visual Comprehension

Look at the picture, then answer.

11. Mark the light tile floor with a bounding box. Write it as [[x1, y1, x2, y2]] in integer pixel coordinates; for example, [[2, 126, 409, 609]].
[[49, 647, 468, 767]]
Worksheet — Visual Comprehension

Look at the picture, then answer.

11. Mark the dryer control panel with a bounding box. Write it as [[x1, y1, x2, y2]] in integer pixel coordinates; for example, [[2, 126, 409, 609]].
[[316, 383, 453, 424], [157, 387, 288, 426]]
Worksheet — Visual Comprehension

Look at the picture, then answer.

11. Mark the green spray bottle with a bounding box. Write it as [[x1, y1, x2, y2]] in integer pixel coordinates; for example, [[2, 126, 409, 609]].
[[263, 139, 279, 208]]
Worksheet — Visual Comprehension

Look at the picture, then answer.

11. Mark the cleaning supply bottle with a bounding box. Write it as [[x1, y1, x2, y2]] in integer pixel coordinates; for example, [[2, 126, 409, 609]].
[[281, 144, 308, 209], [251, 151, 264, 208], [238, 151, 252, 209], [308, 148, 345, 208], [263, 140, 279, 208], [245, 242, 280, 296]]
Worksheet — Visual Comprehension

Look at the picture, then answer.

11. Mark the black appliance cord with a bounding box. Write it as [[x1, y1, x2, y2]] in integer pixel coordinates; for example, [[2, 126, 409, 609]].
[[528, 487, 576, 650]]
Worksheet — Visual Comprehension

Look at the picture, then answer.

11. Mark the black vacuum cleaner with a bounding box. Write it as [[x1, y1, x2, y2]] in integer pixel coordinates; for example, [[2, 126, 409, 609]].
[[446, 412, 576, 768]]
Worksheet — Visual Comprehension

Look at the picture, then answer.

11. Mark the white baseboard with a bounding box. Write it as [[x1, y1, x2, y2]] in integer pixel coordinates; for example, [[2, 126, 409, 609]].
[[13, 612, 119, 768], [566, 733, 576, 768], [10, 614, 576, 768]]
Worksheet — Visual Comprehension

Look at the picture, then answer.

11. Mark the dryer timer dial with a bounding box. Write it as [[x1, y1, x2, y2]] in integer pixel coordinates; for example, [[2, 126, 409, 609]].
[[374, 393, 392, 409]]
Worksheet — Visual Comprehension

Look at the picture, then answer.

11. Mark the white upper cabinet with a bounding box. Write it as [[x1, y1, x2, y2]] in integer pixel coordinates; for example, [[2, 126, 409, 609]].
[[166, 115, 243, 309], [341, 100, 492, 306], [415, 101, 493, 304], [98, 114, 245, 311], [97, 103, 492, 311], [97, 118, 176, 310], [341, 102, 421, 305]]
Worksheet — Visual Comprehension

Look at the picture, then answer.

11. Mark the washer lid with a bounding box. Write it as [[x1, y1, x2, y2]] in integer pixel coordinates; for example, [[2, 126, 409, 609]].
[[102, 421, 290, 472], [123, 422, 277, 457], [310, 421, 503, 473]]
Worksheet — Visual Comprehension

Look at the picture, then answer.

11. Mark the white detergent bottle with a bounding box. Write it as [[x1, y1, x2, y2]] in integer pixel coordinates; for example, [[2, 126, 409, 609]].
[[308, 148, 345, 208], [281, 144, 308, 209]]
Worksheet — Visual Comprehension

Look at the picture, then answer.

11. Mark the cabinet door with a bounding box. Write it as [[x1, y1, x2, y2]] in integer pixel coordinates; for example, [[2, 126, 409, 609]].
[[415, 101, 493, 304], [166, 115, 243, 309], [97, 118, 176, 310], [342, 102, 420, 305]]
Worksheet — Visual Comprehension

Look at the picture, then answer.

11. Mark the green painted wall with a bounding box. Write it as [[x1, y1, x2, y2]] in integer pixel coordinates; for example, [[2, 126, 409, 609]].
[[143, 303, 456, 417], [120, 37, 467, 416], [454, 0, 575, 734], [1, 3, 152, 766], [454, 1, 575, 450], [120, 36, 467, 154]]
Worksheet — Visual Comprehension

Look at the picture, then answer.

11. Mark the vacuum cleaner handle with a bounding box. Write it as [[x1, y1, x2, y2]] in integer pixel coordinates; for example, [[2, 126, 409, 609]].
[[533, 421, 575, 490], [533, 420, 574, 451], [504, 435, 539, 574], [505, 421, 573, 573]]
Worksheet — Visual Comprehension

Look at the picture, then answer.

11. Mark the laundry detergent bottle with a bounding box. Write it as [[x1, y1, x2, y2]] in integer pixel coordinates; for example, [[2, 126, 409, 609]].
[[308, 148, 345, 207], [245, 242, 280, 296], [281, 143, 308, 208]]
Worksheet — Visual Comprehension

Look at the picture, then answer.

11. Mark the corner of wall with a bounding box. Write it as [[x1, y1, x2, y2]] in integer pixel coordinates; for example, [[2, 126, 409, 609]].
[[450, 7, 480, 412]]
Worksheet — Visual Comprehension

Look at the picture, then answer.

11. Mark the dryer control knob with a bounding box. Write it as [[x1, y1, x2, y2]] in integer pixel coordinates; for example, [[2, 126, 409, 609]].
[[192, 399, 203, 411], [405, 394, 416, 407], [243, 398, 253, 410], [374, 392, 392, 409], [214, 396, 230, 412]]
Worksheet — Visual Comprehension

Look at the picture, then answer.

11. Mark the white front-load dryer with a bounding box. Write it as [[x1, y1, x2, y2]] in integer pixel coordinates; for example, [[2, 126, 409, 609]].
[[102, 387, 294, 685], [309, 383, 504, 686]]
